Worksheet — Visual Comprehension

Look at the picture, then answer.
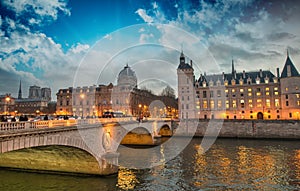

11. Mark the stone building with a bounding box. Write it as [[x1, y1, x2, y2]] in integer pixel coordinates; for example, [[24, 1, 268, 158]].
[[0, 94, 15, 115], [56, 65, 178, 118], [177, 51, 300, 120]]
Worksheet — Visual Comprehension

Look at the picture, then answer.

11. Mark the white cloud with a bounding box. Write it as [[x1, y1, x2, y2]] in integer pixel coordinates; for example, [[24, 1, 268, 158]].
[[69, 43, 90, 54], [2, 0, 70, 24], [135, 9, 154, 23]]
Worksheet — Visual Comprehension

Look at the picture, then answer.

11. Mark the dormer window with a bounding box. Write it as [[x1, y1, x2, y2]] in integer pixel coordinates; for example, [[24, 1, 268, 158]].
[[203, 81, 206, 87], [216, 79, 221, 86], [231, 79, 236, 86], [209, 80, 214, 87], [224, 80, 228, 86], [264, 76, 269, 84], [239, 78, 243, 85], [256, 76, 260, 84]]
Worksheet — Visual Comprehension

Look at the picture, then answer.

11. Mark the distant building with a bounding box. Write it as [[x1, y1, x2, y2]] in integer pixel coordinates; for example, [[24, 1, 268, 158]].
[[177, 50, 300, 120], [56, 64, 178, 118], [0, 94, 15, 115], [12, 83, 54, 115]]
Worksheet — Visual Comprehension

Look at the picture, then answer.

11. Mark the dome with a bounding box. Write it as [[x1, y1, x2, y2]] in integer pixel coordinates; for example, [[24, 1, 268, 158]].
[[117, 64, 137, 87]]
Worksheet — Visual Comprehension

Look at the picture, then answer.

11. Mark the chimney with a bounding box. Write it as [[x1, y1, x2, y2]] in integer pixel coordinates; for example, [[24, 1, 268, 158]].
[[234, 70, 237, 79], [259, 69, 263, 78], [243, 70, 246, 78], [190, 60, 193, 68], [222, 72, 225, 80], [276, 68, 280, 78]]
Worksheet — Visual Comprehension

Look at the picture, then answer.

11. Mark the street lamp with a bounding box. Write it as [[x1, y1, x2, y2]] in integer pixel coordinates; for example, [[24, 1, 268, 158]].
[[138, 104, 142, 120], [80, 93, 85, 119], [5, 96, 10, 115]]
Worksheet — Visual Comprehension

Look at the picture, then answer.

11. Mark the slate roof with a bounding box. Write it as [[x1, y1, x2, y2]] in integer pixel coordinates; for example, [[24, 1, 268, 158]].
[[280, 55, 299, 78], [196, 70, 276, 86]]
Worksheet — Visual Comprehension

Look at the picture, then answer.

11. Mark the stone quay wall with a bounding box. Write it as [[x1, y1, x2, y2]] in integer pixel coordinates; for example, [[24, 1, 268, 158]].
[[176, 119, 300, 139]]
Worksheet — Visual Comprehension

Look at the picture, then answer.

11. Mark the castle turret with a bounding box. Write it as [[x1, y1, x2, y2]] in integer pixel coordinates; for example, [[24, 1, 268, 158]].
[[177, 51, 197, 119]]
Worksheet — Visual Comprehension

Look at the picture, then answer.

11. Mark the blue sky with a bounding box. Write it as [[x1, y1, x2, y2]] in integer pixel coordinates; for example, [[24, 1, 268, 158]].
[[1, 0, 300, 99]]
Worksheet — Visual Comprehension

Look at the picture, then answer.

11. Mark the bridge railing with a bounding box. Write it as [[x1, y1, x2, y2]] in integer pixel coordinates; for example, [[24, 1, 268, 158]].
[[0, 117, 172, 131], [0, 122, 27, 131]]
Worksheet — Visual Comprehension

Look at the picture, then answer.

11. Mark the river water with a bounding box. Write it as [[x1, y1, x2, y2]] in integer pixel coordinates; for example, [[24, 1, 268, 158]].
[[1, 138, 300, 190]]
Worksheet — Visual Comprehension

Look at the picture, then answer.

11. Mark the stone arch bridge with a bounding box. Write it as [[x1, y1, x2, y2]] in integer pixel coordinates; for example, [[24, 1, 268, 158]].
[[0, 119, 174, 175]]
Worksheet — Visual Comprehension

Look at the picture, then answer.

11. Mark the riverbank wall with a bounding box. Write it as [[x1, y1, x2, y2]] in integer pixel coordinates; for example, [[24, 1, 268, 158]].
[[175, 119, 300, 139]]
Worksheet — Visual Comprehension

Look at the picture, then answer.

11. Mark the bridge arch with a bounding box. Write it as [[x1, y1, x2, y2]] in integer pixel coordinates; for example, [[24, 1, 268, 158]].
[[157, 124, 172, 137], [120, 126, 154, 146]]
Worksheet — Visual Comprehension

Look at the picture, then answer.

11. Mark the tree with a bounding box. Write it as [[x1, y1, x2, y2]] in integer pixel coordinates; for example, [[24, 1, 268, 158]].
[[160, 86, 175, 98]]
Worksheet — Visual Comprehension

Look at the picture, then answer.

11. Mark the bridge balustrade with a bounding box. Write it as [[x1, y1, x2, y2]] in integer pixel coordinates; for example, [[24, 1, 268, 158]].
[[0, 122, 26, 131]]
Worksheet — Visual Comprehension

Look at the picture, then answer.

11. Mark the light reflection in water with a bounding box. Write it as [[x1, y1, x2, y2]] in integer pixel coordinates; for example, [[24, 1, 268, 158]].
[[117, 167, 139, 190]]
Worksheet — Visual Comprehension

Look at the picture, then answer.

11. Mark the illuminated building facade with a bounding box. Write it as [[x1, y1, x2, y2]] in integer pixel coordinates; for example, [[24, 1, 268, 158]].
[[56, 65, 177, 117], [178, 51, 300, 120]]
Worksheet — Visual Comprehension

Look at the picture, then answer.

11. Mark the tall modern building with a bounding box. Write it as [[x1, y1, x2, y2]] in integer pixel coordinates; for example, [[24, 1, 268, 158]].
[[177, 51, 300, 120]]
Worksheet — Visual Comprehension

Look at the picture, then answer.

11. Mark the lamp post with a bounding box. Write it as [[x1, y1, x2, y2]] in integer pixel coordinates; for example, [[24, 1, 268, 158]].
[[138, 104, 142, 120], [5, 96, 10, 115], [80, 93, 85, 119]]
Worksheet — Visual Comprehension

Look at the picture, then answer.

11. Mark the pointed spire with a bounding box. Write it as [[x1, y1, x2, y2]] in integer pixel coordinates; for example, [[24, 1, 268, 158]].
[[287, 48, 289, 57], [18, 79, 22, 99], [232, 59, 234, 74]]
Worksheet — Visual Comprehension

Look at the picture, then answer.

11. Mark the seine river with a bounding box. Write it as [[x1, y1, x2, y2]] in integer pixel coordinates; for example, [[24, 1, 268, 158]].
[[1, 138, 300, 190]]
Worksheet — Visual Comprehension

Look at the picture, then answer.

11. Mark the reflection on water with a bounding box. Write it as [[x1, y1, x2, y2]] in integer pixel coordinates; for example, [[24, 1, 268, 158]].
[[1, 138, 300, 190]]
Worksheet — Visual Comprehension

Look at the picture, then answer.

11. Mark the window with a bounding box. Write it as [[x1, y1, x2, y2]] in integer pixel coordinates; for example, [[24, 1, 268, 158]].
[[218, 100, 222, 108], [286, 87, 288, 91], [248, 92, 252, 96], [232, 89, 235, 93], [248, 88, 252, 92], [210, 100, 214, 109], [226, 100, 229, 109], [256, 92, 261, 96], [274, 87, 278, 91], [210, 91, 214, 98], [240, 100, 245, 108], [203, 91, 207, 98], [203, 101, 208, 109], [265, 87, 269, 91], [182, 104, 184, 109], [286, 101, 289, 106], [249, 99, 253, 108], [296, 94, 300, 99], [240, 89, 244, 93], [187, 96, 190, 101], [257, 99, 262, 108], [232, 100, 237, 108], [217, 90, 221, 97], [289, 113, 292, 118], [266, 92, 270, 96], [286, 95, 288, 99], [186, 104, 189, 109], [298, 100, 300, 106], [266, 99, 271, 108], [274, 91, 279, 96], [275, 99, 280, 107], [182, 96, 184, 101]]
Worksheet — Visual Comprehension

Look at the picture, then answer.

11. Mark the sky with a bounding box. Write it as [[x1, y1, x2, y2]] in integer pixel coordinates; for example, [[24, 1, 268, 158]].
[[1, 0, 300, 100]]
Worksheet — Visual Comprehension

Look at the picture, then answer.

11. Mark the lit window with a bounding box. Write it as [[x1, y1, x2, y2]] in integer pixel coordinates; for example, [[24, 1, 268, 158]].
[[203, 101, 208, 109], [265, 87, 270, 91], [266, 99, 271, 108], [297, 101, 300, 106], [248, 88, 252, 92], [240, 100, 245, 108], [257, 99, 262, 108], [266, 92, 270, 96], [285, 87, 288, 91], [218, 100, 222, 108], [248, 93, 252, 96], [274, 92, 279, 95], [296, 94, 300, 99], [225, 89, 228, 93], [210, 100, 214, 109], [240, 89, 244, 93], [274, 87, 278, 91], [275, 99, 279, 107], [256, 92, 261, 96], [232, 89, 235, 93], [232, 100, 237, 108], [226, 100, 229, 109]]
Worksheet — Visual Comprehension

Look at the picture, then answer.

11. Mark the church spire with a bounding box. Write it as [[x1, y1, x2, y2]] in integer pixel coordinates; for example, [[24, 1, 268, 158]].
[[18, 80, 22, 99], [231, 59, 235, 75]]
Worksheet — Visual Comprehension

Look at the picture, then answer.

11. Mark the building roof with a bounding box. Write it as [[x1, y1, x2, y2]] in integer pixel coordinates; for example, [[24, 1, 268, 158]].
[[118, 64, 136, 78], [280, 54, 299, 78], [197, 70, 276, 86]]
